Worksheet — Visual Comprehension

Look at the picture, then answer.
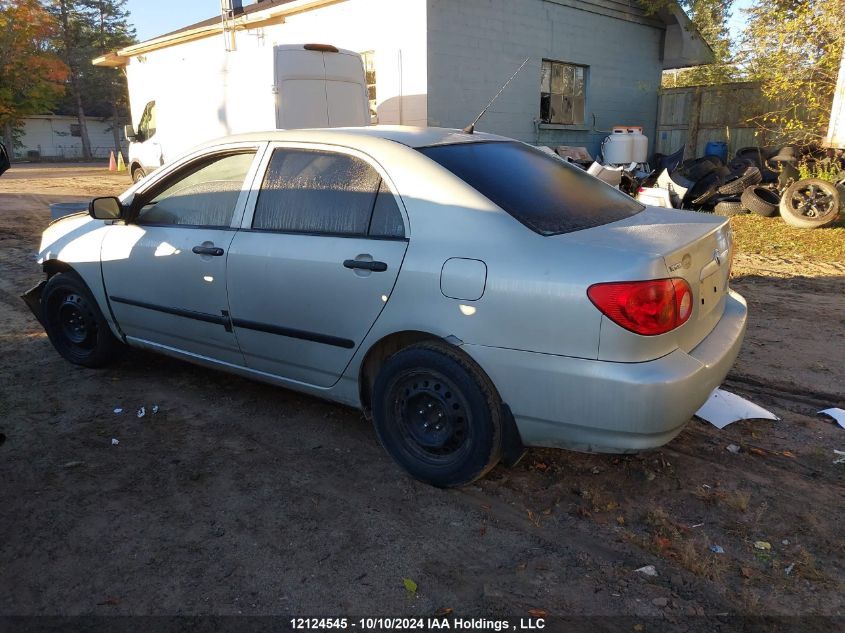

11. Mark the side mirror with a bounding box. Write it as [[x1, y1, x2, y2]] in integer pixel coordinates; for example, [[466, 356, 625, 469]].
[[124, 124, 137, 142], [0, 142, 10, 177], [89, 196, 123, 220]]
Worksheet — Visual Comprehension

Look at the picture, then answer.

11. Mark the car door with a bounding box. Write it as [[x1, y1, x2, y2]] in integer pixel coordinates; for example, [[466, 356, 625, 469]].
[[101, 146, 262, 365], [226, 144, 409, 387]]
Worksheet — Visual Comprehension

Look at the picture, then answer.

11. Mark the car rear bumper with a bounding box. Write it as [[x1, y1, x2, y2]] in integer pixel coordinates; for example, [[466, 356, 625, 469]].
[[463, 289, 747, 453]]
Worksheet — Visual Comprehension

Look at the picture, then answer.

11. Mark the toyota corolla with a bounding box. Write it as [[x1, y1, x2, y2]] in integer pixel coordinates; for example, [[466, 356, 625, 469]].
[[24, 127, 747, 487]]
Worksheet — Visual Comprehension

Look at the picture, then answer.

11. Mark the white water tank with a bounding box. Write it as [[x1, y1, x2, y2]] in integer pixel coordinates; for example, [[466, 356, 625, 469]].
[[629, 129, 648, 163], [603, 129, 634, 164]]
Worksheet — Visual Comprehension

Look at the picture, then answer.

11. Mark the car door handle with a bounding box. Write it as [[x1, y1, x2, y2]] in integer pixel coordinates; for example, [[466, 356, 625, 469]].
[[192, 246, 224, 256], [343, 259, 388, 272]]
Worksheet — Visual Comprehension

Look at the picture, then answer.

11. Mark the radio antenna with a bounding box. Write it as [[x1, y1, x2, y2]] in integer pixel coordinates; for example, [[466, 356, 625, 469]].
[[463, 57, 530, 134]]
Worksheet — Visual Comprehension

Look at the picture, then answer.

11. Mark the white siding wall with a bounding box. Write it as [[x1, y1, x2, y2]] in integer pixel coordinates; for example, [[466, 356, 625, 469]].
[[124, 0, 428, 158], [18, 117, 119, 159]]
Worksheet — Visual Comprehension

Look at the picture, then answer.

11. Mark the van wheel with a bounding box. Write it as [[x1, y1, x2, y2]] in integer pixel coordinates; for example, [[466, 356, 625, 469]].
[[42, 272, 124, 367], [131, 166, 146, 183], [371, 343, 502, 487]]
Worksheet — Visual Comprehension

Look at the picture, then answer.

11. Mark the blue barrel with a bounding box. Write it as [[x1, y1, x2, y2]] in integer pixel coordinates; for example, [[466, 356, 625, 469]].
[[704, 141, 728, 163]]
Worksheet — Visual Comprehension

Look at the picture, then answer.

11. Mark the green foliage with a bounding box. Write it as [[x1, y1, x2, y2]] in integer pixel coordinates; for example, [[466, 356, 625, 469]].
[[664, 0, 738, 87], [402, 578, 418, 595], [797, 155, 845, 183], [739, 0, 845, 145], [45, 1, 135, 118], [642, 1, 738, 88]]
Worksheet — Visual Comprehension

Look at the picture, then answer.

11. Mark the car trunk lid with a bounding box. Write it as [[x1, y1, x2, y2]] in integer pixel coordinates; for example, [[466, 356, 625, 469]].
[[563, 207, 733, 359]]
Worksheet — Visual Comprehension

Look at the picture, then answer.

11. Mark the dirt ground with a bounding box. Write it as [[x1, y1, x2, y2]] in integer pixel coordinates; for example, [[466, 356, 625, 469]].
[[1, 163, 843, 630]]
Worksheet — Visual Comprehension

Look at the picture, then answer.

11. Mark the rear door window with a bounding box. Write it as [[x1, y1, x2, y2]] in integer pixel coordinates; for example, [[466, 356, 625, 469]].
[[418, 141, 643, 235], [253, 148, 402, 237]]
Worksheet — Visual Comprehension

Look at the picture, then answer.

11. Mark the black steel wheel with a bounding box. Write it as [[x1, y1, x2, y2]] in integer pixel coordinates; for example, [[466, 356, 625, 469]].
[[42, 272, 123, 367], [372, 343, 502, 487], [779, 178, 841, 229]]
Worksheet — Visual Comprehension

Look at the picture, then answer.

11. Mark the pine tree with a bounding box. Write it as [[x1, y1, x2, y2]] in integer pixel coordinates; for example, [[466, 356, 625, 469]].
[[44, 0, 135, 159], [83, 0, 135, 154]]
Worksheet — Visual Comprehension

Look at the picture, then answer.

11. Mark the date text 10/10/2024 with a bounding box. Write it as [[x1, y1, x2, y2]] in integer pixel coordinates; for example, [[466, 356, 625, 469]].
[[290, 617, 546, 630]]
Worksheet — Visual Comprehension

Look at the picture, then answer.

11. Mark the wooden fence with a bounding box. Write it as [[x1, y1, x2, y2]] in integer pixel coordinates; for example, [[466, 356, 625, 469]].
[[655, 82, 772, 159]]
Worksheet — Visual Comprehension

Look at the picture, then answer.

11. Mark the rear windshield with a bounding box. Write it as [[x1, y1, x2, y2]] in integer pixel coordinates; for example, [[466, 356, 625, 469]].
[[418, 141, 643, 235]]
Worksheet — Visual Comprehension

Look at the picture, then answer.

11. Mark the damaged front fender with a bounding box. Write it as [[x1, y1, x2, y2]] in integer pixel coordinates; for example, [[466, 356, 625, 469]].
[[21, 280, 47, 328]]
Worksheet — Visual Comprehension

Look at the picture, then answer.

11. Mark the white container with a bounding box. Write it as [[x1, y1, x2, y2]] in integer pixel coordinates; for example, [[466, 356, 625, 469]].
[[603, 130, 634, 164], [629, 129, 649, 163]]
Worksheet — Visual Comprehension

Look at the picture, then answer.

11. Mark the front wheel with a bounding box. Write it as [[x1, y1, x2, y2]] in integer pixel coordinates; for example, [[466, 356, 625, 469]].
[[371, 343, 502, 487], [42, 272, 124, 367], [131, 165, 146, 184]]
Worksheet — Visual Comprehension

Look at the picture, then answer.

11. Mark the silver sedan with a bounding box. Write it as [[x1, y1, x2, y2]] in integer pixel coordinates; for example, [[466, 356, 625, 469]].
[[25, 127, 747, 486]]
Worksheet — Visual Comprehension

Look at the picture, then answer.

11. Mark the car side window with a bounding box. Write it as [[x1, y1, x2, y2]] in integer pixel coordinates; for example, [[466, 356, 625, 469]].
[[253, 148, 387, 236], [138, 100, 156, 140], [136, 151, 256, 228], [368, 180, 405, 238]]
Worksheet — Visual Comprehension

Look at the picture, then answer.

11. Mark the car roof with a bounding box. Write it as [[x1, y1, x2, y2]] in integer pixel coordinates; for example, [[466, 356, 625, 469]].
[[195, 126, 511, 151]]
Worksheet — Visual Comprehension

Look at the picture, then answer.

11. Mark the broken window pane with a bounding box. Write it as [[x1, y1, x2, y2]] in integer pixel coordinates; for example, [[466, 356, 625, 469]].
[[540, 60, 551, 93], [539, 60, 587, 125]]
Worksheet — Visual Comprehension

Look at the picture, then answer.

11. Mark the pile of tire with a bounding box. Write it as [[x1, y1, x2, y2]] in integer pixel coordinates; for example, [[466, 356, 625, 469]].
[[670, 152, 770, 217]]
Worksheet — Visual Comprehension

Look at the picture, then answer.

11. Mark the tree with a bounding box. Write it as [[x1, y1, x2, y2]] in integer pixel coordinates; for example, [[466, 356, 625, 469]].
[[45, 0, 135, 158], [84, 0, 136, 154], [738, 0, 845, 145], [0, 0, 68, 152]]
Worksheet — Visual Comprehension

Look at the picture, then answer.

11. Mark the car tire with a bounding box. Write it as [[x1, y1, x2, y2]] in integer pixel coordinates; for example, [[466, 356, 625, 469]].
[[718, 165, 762, 195], [779, 178, 841, 229], [131, 166, 146, 184], [681, 158, 717, 182], [688, 171, 724, 206], [371, 343, 502, 487], [713, 199, 748, 217], [741, 186, 780, 217], [42, 271, 124, 367]]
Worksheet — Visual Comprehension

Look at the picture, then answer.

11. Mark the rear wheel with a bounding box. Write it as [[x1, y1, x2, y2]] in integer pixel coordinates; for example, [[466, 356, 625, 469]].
[[371, 343, 502, 487], [42, 272, 123, 367]]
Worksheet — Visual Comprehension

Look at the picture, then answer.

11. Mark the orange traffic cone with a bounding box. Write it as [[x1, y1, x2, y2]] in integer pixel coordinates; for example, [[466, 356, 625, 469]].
[[108, 151, 116, 171], [116, 152, 126, 172]]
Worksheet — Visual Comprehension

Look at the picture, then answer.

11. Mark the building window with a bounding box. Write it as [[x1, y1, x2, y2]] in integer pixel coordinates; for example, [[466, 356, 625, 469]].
[[70, 124, 81, 137], [540, 60, 586, 125], [361, 50, 377, 119]]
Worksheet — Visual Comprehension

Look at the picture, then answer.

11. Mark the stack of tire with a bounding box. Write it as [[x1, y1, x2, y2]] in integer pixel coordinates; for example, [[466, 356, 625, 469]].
[[666, 147, 785, 218]]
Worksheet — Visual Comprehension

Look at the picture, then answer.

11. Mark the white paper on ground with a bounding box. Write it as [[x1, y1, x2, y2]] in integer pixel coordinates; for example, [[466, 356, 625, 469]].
[[695, 388, 779, 429], [819, 408, 845, 429]]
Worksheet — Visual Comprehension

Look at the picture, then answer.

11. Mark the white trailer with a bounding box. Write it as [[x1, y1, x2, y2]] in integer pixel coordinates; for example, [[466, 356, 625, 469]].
[[124, 44, 369, 182], [825, 44, 845, 149]]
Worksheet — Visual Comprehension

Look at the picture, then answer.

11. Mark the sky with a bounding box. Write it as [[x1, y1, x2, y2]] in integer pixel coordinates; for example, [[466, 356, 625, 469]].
[[127, 0, 756, 45], [126, 0, 225, 42], [726, 0, 755, 45]]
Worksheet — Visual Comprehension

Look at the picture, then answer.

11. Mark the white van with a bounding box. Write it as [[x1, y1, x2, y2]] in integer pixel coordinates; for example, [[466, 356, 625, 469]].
[[124, 44, 370, 182]]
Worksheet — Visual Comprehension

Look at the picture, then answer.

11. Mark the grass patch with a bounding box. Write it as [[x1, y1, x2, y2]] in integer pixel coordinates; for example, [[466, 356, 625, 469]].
[[729, 213, 845, 261]]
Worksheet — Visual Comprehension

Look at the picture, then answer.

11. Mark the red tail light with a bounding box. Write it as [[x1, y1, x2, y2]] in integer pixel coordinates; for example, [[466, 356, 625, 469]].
[[587, 278, 693, 336]]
